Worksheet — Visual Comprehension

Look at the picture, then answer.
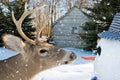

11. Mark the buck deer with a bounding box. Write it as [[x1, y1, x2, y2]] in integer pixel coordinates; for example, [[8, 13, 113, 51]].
[[0, 3, 76, 80]]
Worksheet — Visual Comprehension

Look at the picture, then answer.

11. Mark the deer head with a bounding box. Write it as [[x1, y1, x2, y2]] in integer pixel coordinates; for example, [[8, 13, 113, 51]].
[[0, 3, 76, 80]]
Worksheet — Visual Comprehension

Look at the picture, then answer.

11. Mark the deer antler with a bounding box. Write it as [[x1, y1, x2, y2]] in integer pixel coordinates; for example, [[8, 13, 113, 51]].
[[12, 2, 46, 45]]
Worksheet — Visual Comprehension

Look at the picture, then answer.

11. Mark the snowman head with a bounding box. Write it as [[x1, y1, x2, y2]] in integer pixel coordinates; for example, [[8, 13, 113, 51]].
[[95, 13, 120, 80]]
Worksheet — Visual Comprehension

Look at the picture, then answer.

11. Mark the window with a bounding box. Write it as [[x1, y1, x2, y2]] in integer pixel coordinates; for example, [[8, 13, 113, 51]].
[[72, 27, 78, 34]]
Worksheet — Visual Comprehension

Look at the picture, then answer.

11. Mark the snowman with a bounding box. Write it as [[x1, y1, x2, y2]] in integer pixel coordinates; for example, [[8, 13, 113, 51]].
[[82, 13, 120, 80], [94, 13, 120, 80]]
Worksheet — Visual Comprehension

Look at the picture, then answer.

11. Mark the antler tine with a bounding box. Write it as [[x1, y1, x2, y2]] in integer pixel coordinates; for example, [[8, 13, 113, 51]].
[[25, 2, 28, 12], [12, 10, 35, 45], [12, 2, 46, 45]]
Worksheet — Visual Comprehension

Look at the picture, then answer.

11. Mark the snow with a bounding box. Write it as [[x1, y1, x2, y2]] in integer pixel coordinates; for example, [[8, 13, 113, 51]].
[[33, 63, 94, 80], [0, 47, 95, 80], [0, 48, 18, 60]]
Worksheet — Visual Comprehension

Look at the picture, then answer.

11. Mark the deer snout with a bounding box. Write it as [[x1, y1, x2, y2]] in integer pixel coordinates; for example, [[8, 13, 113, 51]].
[[58, 49, 76, 65], [63, 51, 77, 64]]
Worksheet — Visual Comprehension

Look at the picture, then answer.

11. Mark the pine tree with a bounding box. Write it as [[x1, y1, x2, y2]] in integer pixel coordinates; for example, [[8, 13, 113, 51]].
[[81, 21, 99, 51], [82, 0, 120, 51], [0, 0, 35, 47], [0, 5, 7, 46]]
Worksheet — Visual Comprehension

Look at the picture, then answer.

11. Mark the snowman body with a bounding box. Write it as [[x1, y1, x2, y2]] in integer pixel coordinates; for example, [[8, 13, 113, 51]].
[[94, 38, 120, 80]]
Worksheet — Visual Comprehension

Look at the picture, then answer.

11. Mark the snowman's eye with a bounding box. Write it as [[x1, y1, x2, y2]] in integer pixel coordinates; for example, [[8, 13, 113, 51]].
[[96, 46, 101, 56]]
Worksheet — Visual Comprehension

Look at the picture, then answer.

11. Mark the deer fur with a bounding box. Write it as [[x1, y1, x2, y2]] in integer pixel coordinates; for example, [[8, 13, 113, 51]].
[[0, 34, 76, 80]]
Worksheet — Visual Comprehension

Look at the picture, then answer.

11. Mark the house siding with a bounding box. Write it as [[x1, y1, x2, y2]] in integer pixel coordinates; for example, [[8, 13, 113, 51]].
[[53, 7, 89, 48]]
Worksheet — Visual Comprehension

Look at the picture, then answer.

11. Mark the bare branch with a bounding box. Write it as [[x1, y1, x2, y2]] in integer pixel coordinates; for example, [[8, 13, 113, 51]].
[[36, 13, 48, 42]]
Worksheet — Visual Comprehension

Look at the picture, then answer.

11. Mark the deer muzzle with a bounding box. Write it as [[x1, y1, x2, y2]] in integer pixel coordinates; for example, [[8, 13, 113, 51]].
[[60, 51, 77, 65]]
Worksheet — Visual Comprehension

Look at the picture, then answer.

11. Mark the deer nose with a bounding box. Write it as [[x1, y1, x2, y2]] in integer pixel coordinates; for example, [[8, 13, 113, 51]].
[[70, 52, 77, 60]]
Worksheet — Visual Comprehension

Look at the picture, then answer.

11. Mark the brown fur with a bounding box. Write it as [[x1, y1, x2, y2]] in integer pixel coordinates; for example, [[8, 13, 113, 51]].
[[0, 34, 76, 80]]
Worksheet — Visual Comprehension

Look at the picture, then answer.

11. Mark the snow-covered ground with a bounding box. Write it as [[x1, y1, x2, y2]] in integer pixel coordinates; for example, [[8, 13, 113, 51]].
[[0, 47, 95, 80]]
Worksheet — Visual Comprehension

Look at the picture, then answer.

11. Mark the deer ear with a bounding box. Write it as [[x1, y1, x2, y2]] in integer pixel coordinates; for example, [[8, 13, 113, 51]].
[[2, 34, 25, 52]]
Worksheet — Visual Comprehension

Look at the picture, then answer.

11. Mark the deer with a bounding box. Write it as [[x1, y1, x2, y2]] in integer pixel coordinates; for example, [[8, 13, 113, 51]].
[[0, 3, 76, 80]]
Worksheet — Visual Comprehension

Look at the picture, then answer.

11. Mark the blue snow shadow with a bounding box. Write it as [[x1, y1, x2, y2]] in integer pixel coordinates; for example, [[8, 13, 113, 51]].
[[0, 47, 18, 60]]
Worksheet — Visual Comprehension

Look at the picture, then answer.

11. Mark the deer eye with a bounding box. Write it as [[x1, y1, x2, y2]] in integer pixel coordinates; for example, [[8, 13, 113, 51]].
[[39, 49, 48, 56]]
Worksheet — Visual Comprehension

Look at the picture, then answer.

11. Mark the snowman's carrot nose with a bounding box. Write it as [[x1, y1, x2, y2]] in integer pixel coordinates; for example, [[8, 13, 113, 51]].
[[81, 56, 95, 61]]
